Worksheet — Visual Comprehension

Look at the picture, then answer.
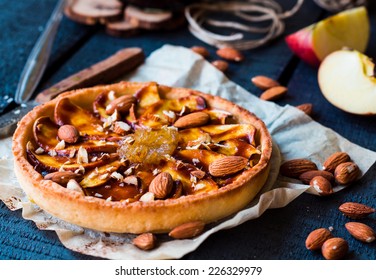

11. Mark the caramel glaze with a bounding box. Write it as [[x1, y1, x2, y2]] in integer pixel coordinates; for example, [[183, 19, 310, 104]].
[[29, 92, 262, 202]]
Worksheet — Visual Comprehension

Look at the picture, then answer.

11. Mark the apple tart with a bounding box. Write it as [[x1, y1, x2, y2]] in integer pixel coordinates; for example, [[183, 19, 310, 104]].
[[12, 81, 272, 234]]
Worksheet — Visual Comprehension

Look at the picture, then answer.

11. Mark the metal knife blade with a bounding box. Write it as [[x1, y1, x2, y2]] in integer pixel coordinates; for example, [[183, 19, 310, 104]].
[[0, 101, 39, 139], [15, 0, 65, 104]]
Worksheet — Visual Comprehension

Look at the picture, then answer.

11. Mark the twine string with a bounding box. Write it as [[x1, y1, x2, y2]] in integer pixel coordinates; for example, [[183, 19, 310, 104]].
[[185, 0, 367, 50], [313, 0, 367, 12], [184, 0, 304, 50]]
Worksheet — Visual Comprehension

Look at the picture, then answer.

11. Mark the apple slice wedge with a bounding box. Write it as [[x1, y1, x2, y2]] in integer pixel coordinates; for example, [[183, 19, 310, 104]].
[[285, 7, 369, 66], [318, 49, 376, 115]]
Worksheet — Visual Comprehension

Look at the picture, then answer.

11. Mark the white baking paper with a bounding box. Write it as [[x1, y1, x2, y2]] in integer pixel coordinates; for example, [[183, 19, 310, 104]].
[[0, 45, 375, 259]]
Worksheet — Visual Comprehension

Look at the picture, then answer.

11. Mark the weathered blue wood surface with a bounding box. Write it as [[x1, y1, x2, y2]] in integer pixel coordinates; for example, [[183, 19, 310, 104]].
[[0, 0, 375, 260]]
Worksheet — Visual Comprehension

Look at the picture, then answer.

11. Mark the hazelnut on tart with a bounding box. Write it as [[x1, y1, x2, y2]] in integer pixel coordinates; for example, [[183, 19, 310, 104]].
[[12, 81, 272, 234]]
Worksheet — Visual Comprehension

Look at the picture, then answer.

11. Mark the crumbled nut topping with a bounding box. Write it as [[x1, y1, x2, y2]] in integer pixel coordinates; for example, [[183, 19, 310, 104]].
[[111, 171, 124, 180], [67, 179, 84, 194], [139, 192, 155, 202], [35, 147, 45, 154], [108, 90, 116, 101], [77, 146, 88, 164], [55, 140, 65, 150], [49, 150, 57, 157]]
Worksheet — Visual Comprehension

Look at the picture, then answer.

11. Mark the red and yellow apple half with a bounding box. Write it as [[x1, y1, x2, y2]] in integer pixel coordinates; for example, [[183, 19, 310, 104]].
[[285, 7, 370, 67], [318, 49, 376, 115]]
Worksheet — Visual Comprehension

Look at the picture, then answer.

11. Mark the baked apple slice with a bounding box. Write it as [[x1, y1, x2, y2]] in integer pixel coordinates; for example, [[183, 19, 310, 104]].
[[33, 117, 118, 156], [134, 82, 161, 108], [179, 124, 257, 148], [55, 97, 105, 135], [216, 139, 260, 159], [80, 160, 124, 188], [55, 97, 123, 140], [137, 95, 207, 128], [161, 160, 218, 195], [27, 142, 118, 172], [176, 149, 226, 171]]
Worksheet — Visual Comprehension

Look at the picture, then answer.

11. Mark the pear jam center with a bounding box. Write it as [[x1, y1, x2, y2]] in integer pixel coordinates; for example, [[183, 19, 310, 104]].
[[119, 127, 179, 165]]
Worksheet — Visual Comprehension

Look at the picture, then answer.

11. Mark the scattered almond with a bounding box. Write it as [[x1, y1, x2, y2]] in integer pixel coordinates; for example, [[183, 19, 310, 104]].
[[209, 156, 248, 177], [321, 237, 349, 260], [334, 162, 360, 185], [174, 112, 210, 129], [169, 221, 205, 239], [149, 172, 173, 199], [57, 124, 80, 144], [323, 152, 351, 173], [299, 170, 334, 184], [310, 176, 333, 196], [251, 75, 280, 90], [260, 86, 287, 101], [280, 159, 318, 179], [296, 103, 313, 116], [133, 233, 157, 250], [191, 46, 210, 58], [44, 171, 83, 186], [345, 222, 375, 243], [339, 202, 375, 219], [211, 60, 229, 72], [305, 228, 333, 250], [216, 47, 244, 62], [106, 95, 136, 115]]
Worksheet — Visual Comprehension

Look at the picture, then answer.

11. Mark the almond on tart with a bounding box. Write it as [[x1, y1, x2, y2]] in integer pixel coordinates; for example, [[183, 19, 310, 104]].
[[12, 81, 272, 234]]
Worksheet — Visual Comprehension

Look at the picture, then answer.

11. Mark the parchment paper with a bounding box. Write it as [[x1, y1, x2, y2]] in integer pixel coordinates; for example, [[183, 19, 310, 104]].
[[1, 45, 375, 259]]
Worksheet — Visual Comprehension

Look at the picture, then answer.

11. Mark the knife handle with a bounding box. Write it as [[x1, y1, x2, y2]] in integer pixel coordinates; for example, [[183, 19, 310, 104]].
[[14, 0, 66, 104], [35, 47, 145, 103]]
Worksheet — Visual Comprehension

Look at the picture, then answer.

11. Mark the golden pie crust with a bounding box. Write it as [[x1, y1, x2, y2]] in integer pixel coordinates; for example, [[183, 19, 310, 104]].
[[12, 81, 272, 234]]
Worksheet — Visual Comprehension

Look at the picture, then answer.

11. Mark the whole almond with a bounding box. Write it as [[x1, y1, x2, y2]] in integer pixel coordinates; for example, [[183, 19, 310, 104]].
[[251, 75, 280, 90], [310, 176, 333, 196], [299, 170, 334, 184], [191, 46, 210, 58], [321, 237, 349, 260], [334, 162, 360, 185], [323, 152, 350, 173], [149, 172, 173, 199], [44, 171, 83, 186], [339, 202, 375, 219], [209, 156, 248, 177], [174, 112, 209, 129], [169, 221, 205, 239], [305, 228, 333, 250], [260, 86, 288, 101], [133, 233, 157, 250], [106, 95, 136, 115], [216, 47, 244, 62], [280, 159, 318, 179], [345, 222, 375, 243], [211, 60, 229, 72], [57, 125, 80, 144], [296, 103, 313, 116]]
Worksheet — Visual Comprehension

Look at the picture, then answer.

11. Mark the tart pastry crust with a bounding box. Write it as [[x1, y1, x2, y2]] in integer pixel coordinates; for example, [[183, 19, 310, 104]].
[[12, 82, 272, 233]]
